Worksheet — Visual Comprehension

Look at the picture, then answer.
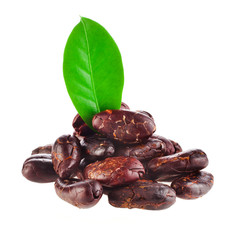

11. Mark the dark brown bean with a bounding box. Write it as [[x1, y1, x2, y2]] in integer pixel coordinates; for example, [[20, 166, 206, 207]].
[[31, 144, 52, 155], [147, 149, 208, 181], [108, 180, 176, 210], [72, 114, 95, 137], [136, 110, 153, 120], [170, 140, 182, 153], [72, 102, 129, 137], [171, 171, 214, 199], [54, 178, 103, 208], [92, 110, 156, 144], [114, 135, 179, 161], [52, 135, 82, 179], [22, 154, 58, 183], [120, 102, 130, 110], [114, 136, 165, 161], [80, 134, 115, 159], [151, 135, 175, 156], [84, 156, 145, 187]]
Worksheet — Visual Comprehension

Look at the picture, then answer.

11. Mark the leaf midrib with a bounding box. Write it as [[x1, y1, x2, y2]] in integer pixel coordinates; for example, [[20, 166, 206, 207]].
[[81, 18, 100, 112]]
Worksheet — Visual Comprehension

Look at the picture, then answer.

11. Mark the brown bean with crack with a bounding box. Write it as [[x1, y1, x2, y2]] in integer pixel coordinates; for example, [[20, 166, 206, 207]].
[[54, 178, 103, 208], [84, 156, 145, 187], [72, 102, 130, 137], [147, 149, 208, 181], [92, 110, 156, 144], [72, 114, 95, 137], [114, 135, 181, 161], [52, 135, 82, 179], [171, 171, 214, 199], [108, 180, 176, 210], [22, 154, 58, 183], [80, 134, 115, 159]]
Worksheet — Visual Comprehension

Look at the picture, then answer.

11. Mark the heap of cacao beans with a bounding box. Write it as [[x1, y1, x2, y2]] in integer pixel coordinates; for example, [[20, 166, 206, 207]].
[[22, 103, 214, 210]]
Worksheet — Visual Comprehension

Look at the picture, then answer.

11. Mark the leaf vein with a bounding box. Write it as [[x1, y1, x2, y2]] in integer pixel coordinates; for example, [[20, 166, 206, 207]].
[[81, 18, 100, 112]]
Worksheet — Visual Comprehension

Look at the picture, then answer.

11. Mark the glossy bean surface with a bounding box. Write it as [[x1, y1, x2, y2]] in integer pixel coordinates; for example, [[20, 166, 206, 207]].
[[52, 135, 81, 179], [84, 156, 145, 187], [55, 178, 103, 208], [108, 180, 176, 210], [114, 135, 180, 161], [92, 110, 156, 144], [147, 149, 208, 181], [72, 102, 130, 137], [170, 140, 182, 153], [31, 144, 52, 155], [80, 134, 115, 158], [171, 171, 214, 199], [72, 114, 95, 137], [22, 154, 58, 183]]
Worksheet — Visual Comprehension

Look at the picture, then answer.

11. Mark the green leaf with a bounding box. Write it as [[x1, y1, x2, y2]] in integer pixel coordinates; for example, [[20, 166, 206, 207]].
[[63, 17, 124, 128]]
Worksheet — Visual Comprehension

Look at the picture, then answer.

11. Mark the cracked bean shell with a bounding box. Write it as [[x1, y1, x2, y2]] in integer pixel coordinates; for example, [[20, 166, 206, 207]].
[[22, 154, 58, 183], [92, 110, 156, 144], [147, 149, 208, 181], [171, 171, 214, 199], [54, 178, 103, 208], [108, 180, 176, 210], [83, 156, 145, 187], [72, 102, 130, 137], [52, 135, 82, 179], [114, 135, 180, 161]]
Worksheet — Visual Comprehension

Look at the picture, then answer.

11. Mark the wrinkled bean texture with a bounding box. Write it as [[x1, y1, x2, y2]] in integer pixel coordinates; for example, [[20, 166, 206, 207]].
[[80, 134, 115, 159], [72, 102, 130, 137], [114, 135, 181, 161], [55, 178, 103, 208], [170, 140, 182, 153], [31, 144, 52, 155], [72, 114, 95, 136], [52, 135, 82, 179], [171, 171, 214, 199], [108, 180, 176, 210], [92, 110, 156, 144], [147, 149, 208, 181], [84, 156, 145, 187], [22, 154, 58, 183]]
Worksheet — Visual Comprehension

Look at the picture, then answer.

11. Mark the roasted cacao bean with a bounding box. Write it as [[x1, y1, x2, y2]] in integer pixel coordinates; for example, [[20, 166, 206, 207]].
[[92, 110, 156, 143], [170, 140, 182, 153], [31, 144, 53, 155], [22, 154, 58, 183], [114, 135, 180, 161], [171, 171, 214, 199], [108, 180, 176, 210], [151, 135, 175, 156], [84, 156, 145, 187], [72, 102, 130, 137], [54, 178, 103, 208], [120, 102, 130, 110], [80, 134, 115, 159], [72, 114, 95, 137], [147, 149, 208, 181], [52, 135, 81, 179]]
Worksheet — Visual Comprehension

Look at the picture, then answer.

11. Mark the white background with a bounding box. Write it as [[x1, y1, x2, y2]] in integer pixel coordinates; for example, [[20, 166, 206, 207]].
[[1, 0, 240, 239]]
